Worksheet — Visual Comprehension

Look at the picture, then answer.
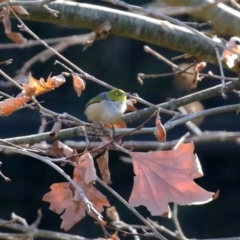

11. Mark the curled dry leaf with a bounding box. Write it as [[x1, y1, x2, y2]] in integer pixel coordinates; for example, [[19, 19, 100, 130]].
[[126, 98, 138, 112], [0, 83, 35, 116], [28, 73, 65, 96], [155, 112, 166, 142], [92, 135, 114, 184], [173, 63, 194, 90], [43, 153, 110, 231], [192, 62, 206, 88], [94, 21, 111, 40], [129, 143, 215, 217], [72, 75, 85, 97], [221, 36, 240, 68], [50, 140, 79, 163], [80, 152, 97, 186], [49, 121, 62, 138], [96, 150, 111, 184], [5, 32, 27, 45], [173, 62, 205, 90], [1, 8, 27, 44]]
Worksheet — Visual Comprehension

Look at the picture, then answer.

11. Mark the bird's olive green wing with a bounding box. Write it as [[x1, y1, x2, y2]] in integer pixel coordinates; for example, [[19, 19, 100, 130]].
[[85, 92, 108, 108]]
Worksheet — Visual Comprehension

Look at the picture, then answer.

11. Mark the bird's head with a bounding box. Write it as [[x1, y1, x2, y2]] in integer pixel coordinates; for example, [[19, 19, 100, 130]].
[[108, 89, 127, 103]]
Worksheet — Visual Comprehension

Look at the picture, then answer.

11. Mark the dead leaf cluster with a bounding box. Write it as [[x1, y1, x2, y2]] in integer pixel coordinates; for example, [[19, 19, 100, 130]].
[[43, 140, 215, 230]]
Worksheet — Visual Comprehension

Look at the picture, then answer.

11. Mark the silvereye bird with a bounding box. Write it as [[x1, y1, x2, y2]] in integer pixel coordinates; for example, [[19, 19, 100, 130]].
[[84, 89, 127, 124]]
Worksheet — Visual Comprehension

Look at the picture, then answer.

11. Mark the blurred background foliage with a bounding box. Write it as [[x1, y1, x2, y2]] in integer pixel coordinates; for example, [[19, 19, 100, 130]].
[[1, 0, 240, 239]]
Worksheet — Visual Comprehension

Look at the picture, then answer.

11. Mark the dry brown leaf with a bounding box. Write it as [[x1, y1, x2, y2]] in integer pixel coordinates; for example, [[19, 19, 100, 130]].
[[28, 73, 65, 96], [0, 97, 28, 116], [72, 75, 85, 97], [126, 98, 138, 112], [129, 143, 215, 216], [2, 8, 27, 44], [221, 37, 240, 68], [47, 74, 66, 88], [6, 32, 27, 45], [155, 113, 166, 142], [49, 121, 62, 138], [50, 141, 79, 163], [80, 152, 97, 187], [96, 150, 111, 184], [18, 83, 36, 98], [192, 62, 206, 88], [0, 84, 35, 116], [43, 157, 110, 230]]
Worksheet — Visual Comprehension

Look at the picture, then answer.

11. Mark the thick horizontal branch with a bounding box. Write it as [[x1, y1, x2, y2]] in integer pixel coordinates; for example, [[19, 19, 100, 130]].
[[19, 1, 233, 66], [4, 97, 240, 145], [3, 127, 82, 145], [162, 0, 240, 36], [123, 78, 240, 123], [164, 103, 240, 130], [65, 131, 240, 150]]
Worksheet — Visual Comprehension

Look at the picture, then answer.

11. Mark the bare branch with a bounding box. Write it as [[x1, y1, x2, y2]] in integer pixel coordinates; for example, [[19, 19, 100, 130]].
[[19, 2, 239, 68], [160, 0, 240, 36]]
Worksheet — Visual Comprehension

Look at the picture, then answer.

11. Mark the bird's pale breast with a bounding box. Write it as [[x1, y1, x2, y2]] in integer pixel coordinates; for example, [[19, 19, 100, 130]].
[[84, 100, 126, 124]]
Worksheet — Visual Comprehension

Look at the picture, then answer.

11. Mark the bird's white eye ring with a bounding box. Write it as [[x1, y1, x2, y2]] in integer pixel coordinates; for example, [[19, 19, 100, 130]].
[[116, 91, 122, 96]]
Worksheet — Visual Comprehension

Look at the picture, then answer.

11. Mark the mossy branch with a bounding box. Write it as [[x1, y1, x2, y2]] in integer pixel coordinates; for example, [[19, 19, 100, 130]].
[[19, 1, 232, 68], [162, 0, 240, 36]]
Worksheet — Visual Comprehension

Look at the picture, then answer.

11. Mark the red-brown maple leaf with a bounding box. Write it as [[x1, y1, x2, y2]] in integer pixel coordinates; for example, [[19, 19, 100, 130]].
[[129, 142, 215, 216], [43, 153, 110, 230]]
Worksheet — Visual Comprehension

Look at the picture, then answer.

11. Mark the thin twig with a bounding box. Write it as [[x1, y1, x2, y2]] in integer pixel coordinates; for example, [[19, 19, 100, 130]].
[[173, 132, 190, 150], [172, 204, 187, 240], [123, 78, 240, 123], [164, 103, 240, 131], [0, 59, 12, 65], [184, 21, 212, 28], [214, 45, 227, 98], [178, 106, 203, 135], [97, 177, 167, 240], [0, 160, 11, 182]]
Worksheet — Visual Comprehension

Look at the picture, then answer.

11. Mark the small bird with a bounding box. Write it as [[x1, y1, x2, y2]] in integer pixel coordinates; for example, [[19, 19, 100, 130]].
[[84, 89, 127, 124]]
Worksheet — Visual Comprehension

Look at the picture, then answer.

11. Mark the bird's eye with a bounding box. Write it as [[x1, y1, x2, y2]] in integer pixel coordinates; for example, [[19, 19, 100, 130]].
[[235, 40, 240, 45], [116, 91, 122, 96]]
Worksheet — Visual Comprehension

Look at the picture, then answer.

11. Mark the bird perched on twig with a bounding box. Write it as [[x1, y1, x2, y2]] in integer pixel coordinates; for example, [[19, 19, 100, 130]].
[[84, 89, 127, 125]]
